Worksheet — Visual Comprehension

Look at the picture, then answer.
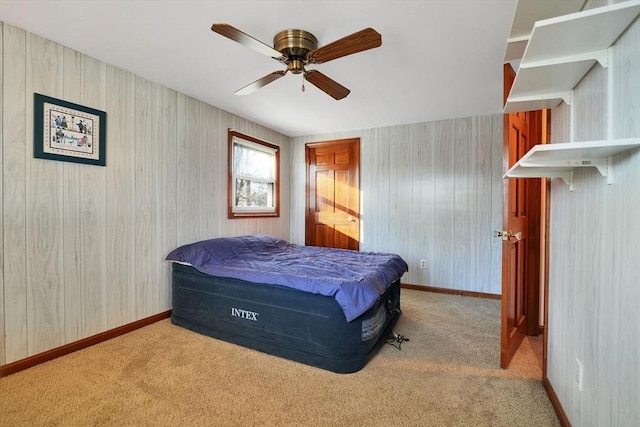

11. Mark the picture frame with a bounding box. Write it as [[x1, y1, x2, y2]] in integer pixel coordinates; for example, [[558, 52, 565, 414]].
[[34, 93, 107, 166]]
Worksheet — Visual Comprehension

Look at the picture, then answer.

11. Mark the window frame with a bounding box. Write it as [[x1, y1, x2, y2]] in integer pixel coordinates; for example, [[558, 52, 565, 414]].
[[227, 130, 280, 219]]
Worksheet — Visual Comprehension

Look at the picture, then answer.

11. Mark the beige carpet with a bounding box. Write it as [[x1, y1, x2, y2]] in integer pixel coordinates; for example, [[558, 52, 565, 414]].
[[0, 290, 559, 426]]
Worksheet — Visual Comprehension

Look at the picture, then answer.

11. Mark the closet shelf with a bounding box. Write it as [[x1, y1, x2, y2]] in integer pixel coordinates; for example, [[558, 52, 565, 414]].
[[504, 0, 640, 113], [503, 138, 640, 190], [504, 0, 584, 62]]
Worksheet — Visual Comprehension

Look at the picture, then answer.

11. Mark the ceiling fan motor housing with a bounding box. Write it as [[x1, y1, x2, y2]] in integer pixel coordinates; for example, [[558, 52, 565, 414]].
[[273, 29, 318, 74]]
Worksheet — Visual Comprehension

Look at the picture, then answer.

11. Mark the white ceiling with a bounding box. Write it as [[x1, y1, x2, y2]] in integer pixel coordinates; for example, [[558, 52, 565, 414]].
[[0, 0, 517, 137]]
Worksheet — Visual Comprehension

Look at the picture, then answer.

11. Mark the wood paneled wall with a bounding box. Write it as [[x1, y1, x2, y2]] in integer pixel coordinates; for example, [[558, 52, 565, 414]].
[[546, 3, 640, 425], [0, 22, 290, 365], [291, 115, 503, 293]]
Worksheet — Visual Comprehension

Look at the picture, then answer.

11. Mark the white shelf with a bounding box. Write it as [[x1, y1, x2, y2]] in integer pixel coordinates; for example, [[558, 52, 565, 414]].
[[504, 0, 640, 113], [503, 138, 640, 190], [504, 0, 585, 62]]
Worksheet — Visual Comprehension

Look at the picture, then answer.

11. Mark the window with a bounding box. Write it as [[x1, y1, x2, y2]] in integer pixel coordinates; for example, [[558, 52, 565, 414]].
[[228, 130, 280, 218]]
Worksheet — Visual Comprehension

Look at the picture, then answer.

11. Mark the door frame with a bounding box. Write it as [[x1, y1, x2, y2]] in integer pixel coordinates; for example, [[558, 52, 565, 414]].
[[541, 111, 551, 376]]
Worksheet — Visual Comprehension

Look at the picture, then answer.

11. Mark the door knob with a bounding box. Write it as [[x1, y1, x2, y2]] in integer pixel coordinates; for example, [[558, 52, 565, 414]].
[[494, 230, 522, 241], [347, 215, 356, 222]]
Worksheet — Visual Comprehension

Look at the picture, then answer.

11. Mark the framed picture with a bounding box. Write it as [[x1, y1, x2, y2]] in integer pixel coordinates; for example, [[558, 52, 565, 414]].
[[34, 93, 107, 166]]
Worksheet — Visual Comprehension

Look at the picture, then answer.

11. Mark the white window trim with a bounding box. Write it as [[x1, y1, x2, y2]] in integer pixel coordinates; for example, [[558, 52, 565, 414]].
[[228, 130, 280, 218]]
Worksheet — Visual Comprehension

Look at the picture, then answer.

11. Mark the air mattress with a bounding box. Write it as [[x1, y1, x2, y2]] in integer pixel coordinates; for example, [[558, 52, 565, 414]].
[[171, 263, 401, 373]]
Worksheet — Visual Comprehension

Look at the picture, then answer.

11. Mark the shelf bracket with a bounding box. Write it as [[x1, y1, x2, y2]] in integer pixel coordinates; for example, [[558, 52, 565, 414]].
[[569, 157, 613, 185], [565, 171, 575, 191], [577, 157, 614, 185], [540, 170, 575, 190], [566, 157, 614, 184], [595, 48, 610, 68], [518, 156, 615, 187], [589, 157, 609, 178], [547, 170, 575, 191]]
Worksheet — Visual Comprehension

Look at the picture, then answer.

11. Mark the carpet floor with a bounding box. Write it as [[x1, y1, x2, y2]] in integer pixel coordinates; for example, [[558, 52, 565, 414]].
[[0, 289, 560, 426]]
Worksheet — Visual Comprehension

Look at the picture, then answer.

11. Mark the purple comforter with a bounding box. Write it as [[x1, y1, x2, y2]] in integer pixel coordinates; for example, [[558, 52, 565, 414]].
[[165, 235, 408, 322]]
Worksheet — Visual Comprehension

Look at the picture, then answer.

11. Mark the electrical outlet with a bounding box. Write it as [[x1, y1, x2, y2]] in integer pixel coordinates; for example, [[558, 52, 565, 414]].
[[575, 358, 583, 391], [419, 259, 427, 269]]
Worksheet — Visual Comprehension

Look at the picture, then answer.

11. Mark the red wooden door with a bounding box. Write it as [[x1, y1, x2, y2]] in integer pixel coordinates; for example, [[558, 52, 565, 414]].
[[305, 138, 360, 250], [501, 107, 529, 368], [501, 63, 542, 369]]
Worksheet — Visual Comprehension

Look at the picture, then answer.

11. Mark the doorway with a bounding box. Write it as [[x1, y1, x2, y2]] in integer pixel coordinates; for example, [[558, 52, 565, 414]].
[[305, 138, 360, 250], [501, 63, 549, 371]]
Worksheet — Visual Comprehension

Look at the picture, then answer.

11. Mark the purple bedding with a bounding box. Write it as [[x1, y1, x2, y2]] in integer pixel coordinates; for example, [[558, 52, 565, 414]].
[[165, 235, 408, 322]]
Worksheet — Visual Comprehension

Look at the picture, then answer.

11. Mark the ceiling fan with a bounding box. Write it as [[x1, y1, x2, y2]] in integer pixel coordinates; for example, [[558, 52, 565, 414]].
[[211, 23, 382, 100]]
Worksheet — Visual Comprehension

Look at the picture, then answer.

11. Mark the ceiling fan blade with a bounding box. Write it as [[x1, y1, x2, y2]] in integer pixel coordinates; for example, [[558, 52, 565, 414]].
[[304, 70, 350, 100], [235, 70, 287, 96], [211, 23, 283, 59], [306, 28, 382, 64]]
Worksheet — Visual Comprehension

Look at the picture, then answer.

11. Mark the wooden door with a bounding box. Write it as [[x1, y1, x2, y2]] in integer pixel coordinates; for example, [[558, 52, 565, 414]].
[[501, 107, 529, 368], [501, 64, 542, 368], [305, 138, 360, 250]]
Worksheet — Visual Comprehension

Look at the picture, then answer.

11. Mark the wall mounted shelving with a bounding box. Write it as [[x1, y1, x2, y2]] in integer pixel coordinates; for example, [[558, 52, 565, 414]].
[[504, 0, 640, 113], [504, 0, 585, 62], [503, 138, 640, 190]]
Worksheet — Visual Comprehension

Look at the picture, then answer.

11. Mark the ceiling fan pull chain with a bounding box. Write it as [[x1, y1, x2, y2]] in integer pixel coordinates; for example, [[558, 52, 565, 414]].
[[302, 73, 306, 92]]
